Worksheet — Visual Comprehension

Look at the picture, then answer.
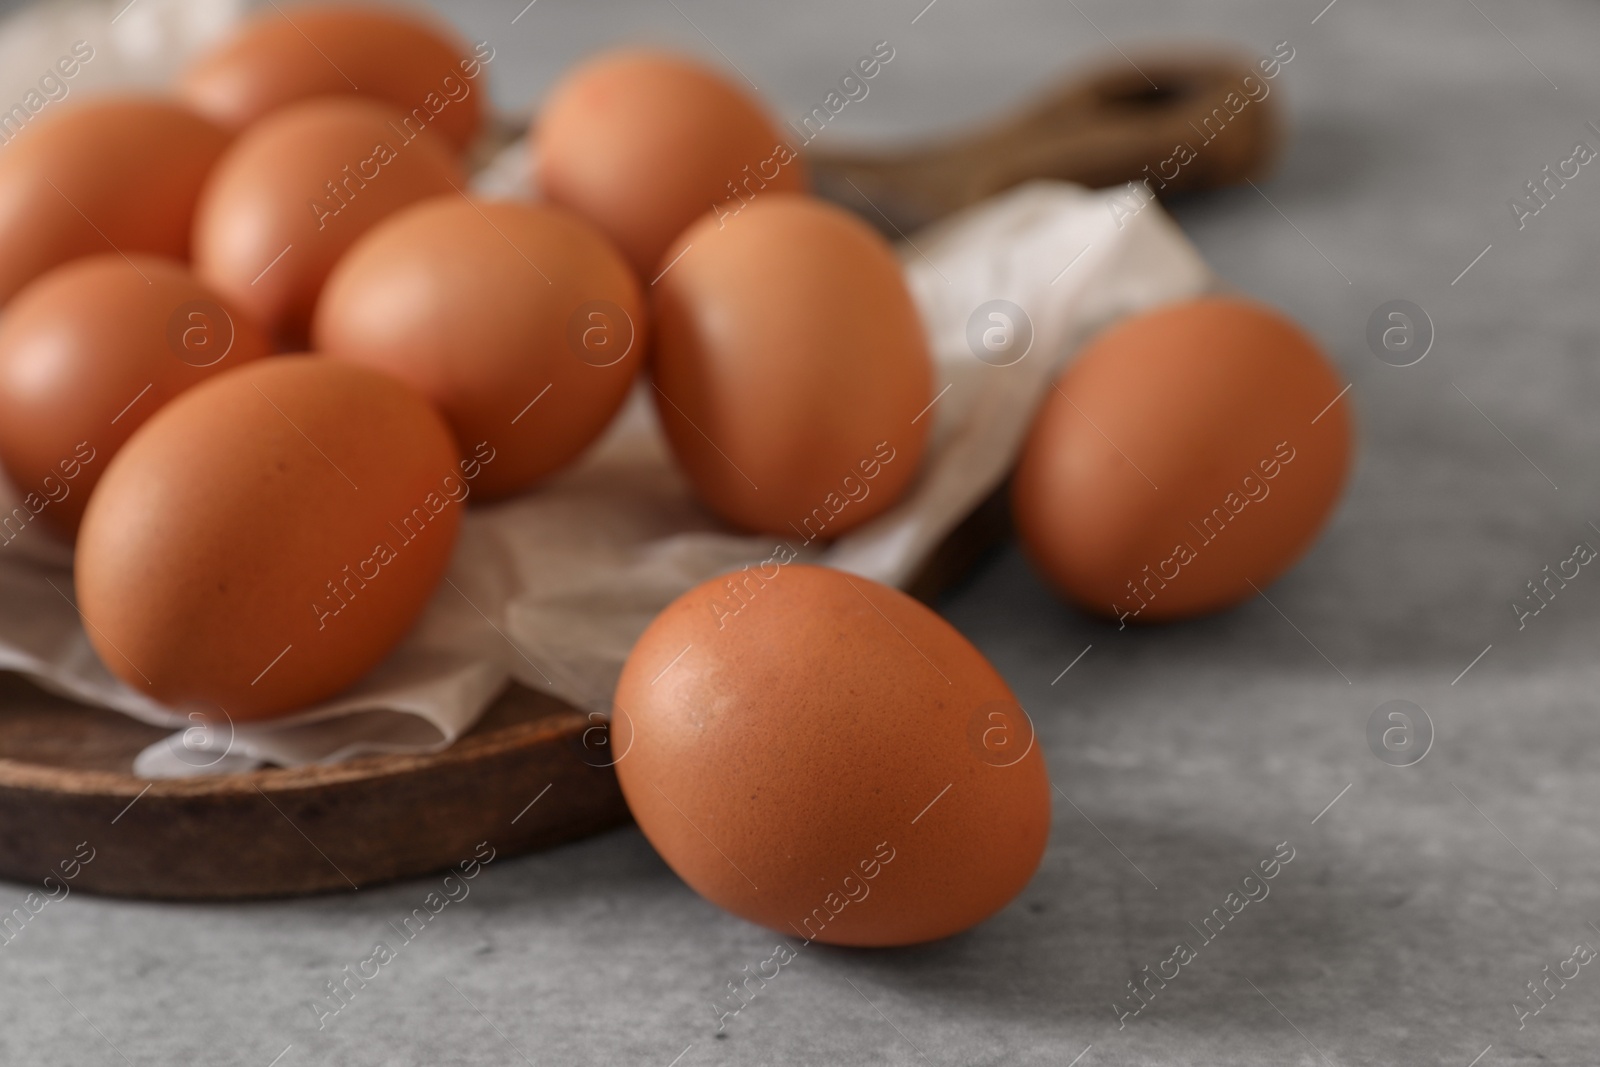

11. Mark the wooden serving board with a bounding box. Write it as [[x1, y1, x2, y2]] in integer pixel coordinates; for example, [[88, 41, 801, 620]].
[[0, 675, 621, 900], [0, 52, 1277, 900]]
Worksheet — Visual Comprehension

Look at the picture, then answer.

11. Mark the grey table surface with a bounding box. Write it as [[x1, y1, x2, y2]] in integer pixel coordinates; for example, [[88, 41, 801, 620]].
[[4, 0, 1600, 1064]]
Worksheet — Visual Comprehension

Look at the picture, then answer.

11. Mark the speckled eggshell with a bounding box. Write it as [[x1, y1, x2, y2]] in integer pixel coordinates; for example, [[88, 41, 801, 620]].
[[0, 254, 271, 539], [313, 197, 646, 498], [535, 48, 808, 275], [179, 4, 486, 151], [1012, 296, 1354, 622], [75, 357, 464, 720], [0, 97, 230, 306], [192, 96, 463, 343], [651, 194, 931, 541], [612, 564, 1051, 947]]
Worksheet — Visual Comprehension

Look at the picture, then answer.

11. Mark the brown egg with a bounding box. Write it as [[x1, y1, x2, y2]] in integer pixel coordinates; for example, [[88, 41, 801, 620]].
[[76, 357, 465, 720], [613, 564, 1051, 946], [536, 48, 808, 275], [0, 97, 230, 306], [192, 96, 463, 342], [0, 255, 271, 539], [179, 4, 487, 152], [314, 197, 645, 498], [1013, 297, 1353, 622], [652, 195, 930, 541]]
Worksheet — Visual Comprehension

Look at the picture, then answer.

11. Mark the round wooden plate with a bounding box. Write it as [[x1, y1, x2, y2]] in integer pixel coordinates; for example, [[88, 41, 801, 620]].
[[0, 673, 629, 899]]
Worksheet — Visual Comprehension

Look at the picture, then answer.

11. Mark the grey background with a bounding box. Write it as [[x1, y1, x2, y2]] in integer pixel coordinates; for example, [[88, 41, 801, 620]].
[[4, 0, 1600, 1064]]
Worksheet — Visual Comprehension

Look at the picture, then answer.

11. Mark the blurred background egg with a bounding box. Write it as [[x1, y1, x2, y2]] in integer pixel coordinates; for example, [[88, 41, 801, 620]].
[[535, 48, 808, 276], [651, 194, 930, 540], [0, 97, 230, 306], [613, 564, 1051, 946], [192, 96, 463, 343], [0, 254, 270, 539], [179, 3, 485, 152], [1012, 296, 1353, 622], [76, 357, 464, 721], [314, 196, 645, 498]]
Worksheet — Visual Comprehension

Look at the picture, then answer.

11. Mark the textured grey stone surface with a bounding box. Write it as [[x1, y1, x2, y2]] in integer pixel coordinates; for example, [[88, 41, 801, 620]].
[[5, 0, 1600, 1063]]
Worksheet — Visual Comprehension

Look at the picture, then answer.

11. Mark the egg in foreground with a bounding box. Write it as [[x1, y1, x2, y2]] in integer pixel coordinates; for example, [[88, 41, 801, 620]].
[[76, 358, 466, 720], [613, 564, 1051, 946]]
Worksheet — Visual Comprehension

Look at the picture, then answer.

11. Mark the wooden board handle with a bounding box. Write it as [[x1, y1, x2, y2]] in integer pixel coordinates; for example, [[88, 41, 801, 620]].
[[810, 53, 1283, 231]]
